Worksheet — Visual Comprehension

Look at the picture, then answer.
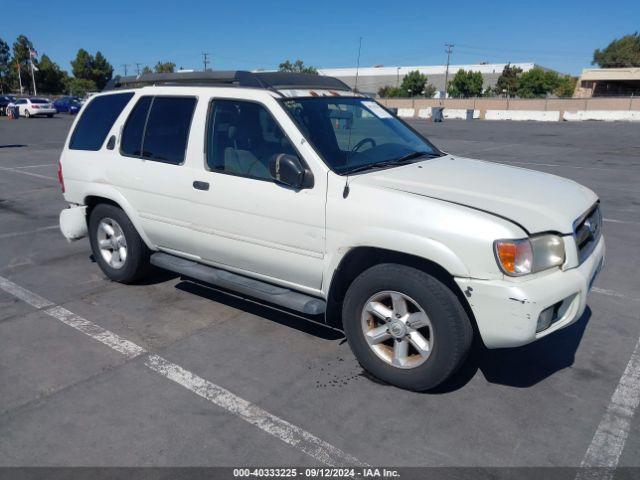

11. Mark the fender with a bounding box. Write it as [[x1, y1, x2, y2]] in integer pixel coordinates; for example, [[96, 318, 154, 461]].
[[81, 182, 156, 250], [323, 227, 470, 296]]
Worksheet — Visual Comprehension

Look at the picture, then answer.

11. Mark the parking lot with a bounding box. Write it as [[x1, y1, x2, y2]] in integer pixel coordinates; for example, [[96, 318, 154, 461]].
[[0, 115, 639, 469]]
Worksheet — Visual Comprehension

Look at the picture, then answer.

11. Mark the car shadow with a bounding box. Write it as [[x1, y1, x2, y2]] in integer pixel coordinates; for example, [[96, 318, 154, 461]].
[[174, 279, 344, 341], [0, 144, 27, 148], [431, 307, 592, 393], [144, 270, 591, 392]]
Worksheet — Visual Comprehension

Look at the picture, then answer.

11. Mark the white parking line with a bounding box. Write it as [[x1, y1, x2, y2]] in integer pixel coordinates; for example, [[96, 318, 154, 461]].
[[0, 275, 364, 467], [592, 288, 640, 302], [2, 163, 54, 170], [45, 305, 147, 359], [578, 336, 640, 479], [0, 225, 58, 240], [0, 276, 53, 309], [0, 166, 56, 180], [603, 218, 640, 227], [146, 354, 364, 466]]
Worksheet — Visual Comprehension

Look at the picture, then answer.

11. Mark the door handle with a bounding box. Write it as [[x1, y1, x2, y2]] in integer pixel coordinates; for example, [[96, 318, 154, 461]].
[[193, 180, 210, 191]]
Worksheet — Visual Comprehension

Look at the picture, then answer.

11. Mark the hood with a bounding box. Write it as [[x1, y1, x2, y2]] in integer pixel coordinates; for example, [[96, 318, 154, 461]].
[[352, 155, 597, 234]]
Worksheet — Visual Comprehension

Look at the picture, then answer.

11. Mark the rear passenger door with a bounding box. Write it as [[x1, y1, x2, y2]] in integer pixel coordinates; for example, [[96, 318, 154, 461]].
[[108, 95, 199, 253]]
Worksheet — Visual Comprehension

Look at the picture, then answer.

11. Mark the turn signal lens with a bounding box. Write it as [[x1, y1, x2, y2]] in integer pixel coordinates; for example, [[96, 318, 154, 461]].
[[494, 239, 533, 276]]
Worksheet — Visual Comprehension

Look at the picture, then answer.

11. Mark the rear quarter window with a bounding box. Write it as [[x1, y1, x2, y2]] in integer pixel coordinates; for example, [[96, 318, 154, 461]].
[[69, 92, 134, 151]]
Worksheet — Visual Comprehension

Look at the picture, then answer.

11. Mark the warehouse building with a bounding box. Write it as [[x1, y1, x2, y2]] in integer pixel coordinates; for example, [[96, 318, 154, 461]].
[[318, 62, 553, 97]]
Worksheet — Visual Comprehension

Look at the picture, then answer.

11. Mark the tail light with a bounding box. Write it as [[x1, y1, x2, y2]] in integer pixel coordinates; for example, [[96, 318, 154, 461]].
[[57, 161, 65, 193], [32, 105, 40, 109]]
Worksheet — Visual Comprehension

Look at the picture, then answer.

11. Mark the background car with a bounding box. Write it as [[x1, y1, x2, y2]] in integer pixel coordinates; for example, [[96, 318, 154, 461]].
[[14, 98, 57, 118], [0, 95, 16, 115], [54, 96, 82, 114]]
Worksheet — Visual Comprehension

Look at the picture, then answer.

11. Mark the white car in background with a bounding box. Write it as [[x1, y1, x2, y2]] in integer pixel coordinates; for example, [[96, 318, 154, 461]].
[[14, 98, 56, 118]]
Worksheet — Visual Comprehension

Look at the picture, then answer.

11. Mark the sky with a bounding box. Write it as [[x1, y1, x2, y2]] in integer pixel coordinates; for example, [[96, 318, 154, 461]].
[[2, 0, 639, 76]]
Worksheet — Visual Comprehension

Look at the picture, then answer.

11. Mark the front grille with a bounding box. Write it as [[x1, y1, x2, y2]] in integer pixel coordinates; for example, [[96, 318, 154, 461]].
[[574, 204, 602, 264]]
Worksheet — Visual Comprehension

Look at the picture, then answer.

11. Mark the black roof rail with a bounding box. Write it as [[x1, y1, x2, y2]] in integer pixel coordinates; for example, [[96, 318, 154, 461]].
[[103, 70, 352, 93]]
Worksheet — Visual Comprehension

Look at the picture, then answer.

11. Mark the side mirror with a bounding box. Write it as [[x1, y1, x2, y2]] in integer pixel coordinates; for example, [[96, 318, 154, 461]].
[[269, 154, 313, 189]]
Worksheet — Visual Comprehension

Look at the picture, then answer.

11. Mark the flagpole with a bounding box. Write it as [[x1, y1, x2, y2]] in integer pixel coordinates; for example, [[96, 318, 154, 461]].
[[29, 53, 37, 96]]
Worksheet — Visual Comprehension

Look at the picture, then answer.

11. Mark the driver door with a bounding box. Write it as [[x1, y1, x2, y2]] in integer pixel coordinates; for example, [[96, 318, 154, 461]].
[[186, 97, 326, 292]]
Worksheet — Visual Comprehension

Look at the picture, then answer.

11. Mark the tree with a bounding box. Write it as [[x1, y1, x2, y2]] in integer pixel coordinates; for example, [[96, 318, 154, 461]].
[[278, 59, 318, 74], [92, 51, 113, 90], [398, 70, 436, 97], [154, 61, 175, 73], [593, 33, 640, 68], [423, 83, 437, 98], [554, 76, 577, 98], [64, 77, 97, 97], [71, 49, 113, 90], [447, 69, 484, 98], [71, 49, 93, 79], [378, 85, 404, 97], [400, 70, 427, 96], [0, 37, 10, 93], [35, 54, 67, 94], [494, 63, 523, 96], [141, 66, 153, 75], [517, 67, 560, 98]]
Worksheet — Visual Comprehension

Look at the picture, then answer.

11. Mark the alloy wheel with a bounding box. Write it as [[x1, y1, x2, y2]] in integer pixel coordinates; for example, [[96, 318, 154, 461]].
[[361, 290, 434, 369]]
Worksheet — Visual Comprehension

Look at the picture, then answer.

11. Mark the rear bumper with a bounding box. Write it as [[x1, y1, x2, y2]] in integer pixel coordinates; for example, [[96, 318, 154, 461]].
[[59, 205, 88, 241], [29, 108, 56, 115], [455, 236, 605, 349]]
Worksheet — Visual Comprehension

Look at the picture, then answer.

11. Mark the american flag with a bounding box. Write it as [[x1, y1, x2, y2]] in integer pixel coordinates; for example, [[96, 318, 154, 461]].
[[30, 49, 38, 58]]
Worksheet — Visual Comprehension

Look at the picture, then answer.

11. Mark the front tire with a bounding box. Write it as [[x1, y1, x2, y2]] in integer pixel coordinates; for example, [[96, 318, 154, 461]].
[[24, 110, 31, 118], [342, 264, 472, 391], [88, 204, 152, 284]]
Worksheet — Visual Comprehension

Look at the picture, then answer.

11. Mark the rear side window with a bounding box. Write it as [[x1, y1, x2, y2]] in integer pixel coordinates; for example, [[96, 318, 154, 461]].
[[69, 92, 134, 151], [121, 96, 153, 157], [142, 97, 196, 164]]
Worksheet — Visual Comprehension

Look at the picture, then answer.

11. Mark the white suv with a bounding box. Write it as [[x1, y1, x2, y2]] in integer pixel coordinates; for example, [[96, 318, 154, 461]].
[[58, 71, 605, 391]]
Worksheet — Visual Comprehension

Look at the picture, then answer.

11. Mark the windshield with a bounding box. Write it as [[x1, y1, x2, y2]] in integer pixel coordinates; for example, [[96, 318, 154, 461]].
[[281, 97, 441, 174]]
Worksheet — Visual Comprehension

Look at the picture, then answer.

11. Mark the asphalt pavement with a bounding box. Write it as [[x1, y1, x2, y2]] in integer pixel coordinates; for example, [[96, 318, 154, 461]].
[[0, 114, 638, 469]]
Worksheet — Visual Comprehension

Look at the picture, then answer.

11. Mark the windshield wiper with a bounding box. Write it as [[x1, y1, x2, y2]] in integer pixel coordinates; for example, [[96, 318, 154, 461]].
[[343, 151, 437, 175]]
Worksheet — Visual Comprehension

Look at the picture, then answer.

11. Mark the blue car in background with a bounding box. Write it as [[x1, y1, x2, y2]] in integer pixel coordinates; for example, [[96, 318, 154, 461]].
[[54, 96, 82, 114]]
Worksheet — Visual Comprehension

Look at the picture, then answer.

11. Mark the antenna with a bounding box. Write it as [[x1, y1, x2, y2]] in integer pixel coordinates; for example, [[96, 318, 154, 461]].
[[353, 36, 363, 93], [343, 36, 363, 199]]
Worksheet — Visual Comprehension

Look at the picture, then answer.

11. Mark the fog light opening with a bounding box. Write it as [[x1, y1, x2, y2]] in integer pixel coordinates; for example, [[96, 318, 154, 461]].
[[536, 302, 562, 333]]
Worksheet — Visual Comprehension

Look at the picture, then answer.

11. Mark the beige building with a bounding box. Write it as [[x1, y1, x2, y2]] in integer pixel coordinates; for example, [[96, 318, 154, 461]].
[[574, 67, 640, 97]]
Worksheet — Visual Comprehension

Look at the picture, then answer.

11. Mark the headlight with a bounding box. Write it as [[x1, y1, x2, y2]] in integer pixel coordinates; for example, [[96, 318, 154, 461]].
[[494, 234, 565, 276]]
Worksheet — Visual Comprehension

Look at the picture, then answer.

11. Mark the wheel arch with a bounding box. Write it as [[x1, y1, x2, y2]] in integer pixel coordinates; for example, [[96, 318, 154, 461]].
[[325, 247, 478, 336], [84, 192, 155, 250]]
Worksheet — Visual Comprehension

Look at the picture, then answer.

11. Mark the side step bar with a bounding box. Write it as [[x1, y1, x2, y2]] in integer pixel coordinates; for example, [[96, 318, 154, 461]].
[[150, 252, 326, 315]]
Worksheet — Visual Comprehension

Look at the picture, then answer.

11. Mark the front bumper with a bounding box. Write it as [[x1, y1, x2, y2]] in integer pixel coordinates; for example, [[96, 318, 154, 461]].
[[455, 236, 605, 349]]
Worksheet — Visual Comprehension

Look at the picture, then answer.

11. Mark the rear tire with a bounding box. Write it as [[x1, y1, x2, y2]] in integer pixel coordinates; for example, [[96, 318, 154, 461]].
[[88, 204, 152, 284], [342, 263, 472, 391], [47, 114, 53, 118]]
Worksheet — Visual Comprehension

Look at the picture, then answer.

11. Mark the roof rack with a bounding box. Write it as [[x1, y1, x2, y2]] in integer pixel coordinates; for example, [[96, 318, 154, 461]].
[[103, 70, 352, 93]]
